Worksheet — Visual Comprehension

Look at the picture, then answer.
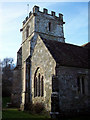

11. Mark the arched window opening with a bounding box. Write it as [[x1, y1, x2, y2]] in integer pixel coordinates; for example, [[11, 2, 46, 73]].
[[77, 76, 80, 93], [36, 77, 37, 96], [38, 73, 40, 96], [34, 67, 44, 98], [34, 76, 35, 97], [41, 76, 44, 97], [26, 26, 29, 38], [49, 22, 51, 31], [34, 77, 37, 97], [77, 75, 85, 94], [82, 76, 85, 94]]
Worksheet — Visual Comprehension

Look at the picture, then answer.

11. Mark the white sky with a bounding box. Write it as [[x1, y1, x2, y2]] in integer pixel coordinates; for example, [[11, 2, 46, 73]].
[[0, 1, 89, 63]]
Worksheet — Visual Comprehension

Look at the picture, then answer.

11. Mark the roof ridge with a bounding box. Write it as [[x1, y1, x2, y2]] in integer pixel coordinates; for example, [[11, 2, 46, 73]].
[[41, 37, 86, 49]]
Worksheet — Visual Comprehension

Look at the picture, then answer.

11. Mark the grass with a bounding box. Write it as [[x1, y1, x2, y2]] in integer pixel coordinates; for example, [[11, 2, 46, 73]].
[[2, 97, 11, 108], [2, 97, 50, 120], [2, 108, 50, 119], [2, 108, 90, 120], [2, 97, 90, 120]]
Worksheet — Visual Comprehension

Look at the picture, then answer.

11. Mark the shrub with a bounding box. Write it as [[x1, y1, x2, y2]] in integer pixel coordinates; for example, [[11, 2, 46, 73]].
[[25, 102, 45, 114], [33, 102, 45, 114]]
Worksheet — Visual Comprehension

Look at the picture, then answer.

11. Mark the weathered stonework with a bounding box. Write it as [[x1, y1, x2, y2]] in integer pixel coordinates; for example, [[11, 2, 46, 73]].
[[56, 66, 90, 115], [31, 36, 56, 111], [13, 5, 90, 118], [21, 5, 65, 109]]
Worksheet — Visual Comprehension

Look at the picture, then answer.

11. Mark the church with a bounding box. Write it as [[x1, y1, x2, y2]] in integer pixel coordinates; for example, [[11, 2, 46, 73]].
[[12, 6, 90, 117]]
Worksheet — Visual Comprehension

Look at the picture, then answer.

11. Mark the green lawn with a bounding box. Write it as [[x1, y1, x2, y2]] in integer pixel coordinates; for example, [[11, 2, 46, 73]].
[[2, 108, 50, 120], [2, 97, 11, 108], [2, 97, 90, 120], [2, 108, 90, 120], [2, 97, 50, 120]]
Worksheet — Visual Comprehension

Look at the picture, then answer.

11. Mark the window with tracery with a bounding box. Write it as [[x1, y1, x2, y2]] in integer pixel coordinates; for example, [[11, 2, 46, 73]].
[[34, 68, 44, 97]]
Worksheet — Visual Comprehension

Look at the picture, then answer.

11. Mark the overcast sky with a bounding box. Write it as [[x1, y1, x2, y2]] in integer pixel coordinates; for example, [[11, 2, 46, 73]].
[[0, 1, 88, 63]]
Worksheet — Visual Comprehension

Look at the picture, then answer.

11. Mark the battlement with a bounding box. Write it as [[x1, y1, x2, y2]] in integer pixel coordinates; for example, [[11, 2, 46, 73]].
[[23, 5, 64, 25]]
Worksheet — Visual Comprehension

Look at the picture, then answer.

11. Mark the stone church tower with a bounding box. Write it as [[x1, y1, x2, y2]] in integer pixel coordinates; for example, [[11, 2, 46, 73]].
[[21, 5, 65, 110], [12, 5, 89, 118]]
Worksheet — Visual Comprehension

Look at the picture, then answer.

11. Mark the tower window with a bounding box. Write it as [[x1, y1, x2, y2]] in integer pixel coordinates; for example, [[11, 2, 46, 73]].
[[26, 26, 29, 38], [49, 22, 51, 31]]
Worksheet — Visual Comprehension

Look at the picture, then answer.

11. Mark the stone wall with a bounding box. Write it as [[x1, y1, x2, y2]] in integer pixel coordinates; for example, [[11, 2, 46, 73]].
[[21, 33, 38, 106], [22, 5, 65, 44], [31, 36, 56, 111], [11, 47, 22, 107], [21, 5, 65, 108], [22, 14, 35, 43], [56, 66, 90, 115], [34, 9, 65, 42]]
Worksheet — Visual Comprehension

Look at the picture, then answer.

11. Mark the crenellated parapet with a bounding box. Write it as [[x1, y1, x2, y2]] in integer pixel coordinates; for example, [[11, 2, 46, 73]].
[[23, 5, 65, 25], [21, 5, 65, 43]]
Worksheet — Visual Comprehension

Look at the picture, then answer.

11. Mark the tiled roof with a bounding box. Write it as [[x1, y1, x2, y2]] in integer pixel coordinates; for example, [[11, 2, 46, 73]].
[[42, 38, 89, 68]]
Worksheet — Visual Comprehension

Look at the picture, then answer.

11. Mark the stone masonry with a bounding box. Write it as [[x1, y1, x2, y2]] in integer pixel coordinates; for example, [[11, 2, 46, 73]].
[[20, 5, 65, 110], [12, 5, 90, 118]]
